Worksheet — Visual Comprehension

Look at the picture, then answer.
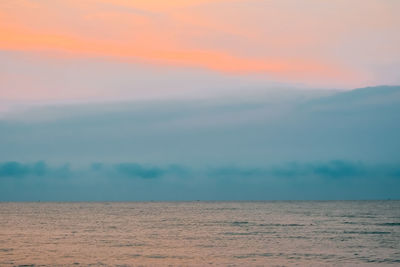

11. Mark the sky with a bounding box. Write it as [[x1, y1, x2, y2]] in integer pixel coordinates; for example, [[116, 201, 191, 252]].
[[1, 0, 400, 200]]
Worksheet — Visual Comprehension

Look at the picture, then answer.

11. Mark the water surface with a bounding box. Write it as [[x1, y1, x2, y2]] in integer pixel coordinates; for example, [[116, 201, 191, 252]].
[[0, 201, 399, 266]]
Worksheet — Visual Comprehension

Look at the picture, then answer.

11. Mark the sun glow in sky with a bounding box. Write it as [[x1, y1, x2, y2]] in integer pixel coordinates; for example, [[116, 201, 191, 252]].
[[1, 0, 400, 104]]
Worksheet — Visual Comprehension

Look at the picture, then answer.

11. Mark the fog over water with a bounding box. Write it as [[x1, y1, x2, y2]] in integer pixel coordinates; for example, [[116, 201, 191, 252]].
[[1, 86, 400, 201]]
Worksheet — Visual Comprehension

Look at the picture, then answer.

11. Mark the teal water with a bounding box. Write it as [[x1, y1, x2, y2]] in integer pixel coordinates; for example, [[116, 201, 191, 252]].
[[0, 201, 399, 266]]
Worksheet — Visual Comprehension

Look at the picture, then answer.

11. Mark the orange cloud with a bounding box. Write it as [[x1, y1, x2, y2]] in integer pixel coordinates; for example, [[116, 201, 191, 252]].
[[94, 0, 231, 11], [0, 23, 354, 83]]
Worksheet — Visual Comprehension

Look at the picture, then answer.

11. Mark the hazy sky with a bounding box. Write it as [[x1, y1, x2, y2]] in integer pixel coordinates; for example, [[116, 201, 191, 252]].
[[1, 0, 400, 106], [1, 1, 399, 200]]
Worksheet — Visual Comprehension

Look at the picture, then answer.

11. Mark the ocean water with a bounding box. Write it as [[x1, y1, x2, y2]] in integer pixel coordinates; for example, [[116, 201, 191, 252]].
[[0, 201, 399, 266]]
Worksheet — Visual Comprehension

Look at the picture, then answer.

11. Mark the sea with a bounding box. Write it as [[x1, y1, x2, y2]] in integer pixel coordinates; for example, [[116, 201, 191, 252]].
[[0, 201, 399, 266]]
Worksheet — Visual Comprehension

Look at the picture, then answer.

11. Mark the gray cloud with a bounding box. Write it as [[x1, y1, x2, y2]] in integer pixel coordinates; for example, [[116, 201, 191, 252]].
[[0, 161, 47, 178], [114, 163, 165, 179], [270, 160, 366, 179], [207, 161, 377, 179], [0, 161, 71, 179]]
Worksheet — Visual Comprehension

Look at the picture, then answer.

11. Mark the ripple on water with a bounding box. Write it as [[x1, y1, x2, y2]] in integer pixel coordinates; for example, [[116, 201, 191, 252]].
[[343, 230, 391, 235], [0, 201, 399, 266], [376, 222, 400, 226]]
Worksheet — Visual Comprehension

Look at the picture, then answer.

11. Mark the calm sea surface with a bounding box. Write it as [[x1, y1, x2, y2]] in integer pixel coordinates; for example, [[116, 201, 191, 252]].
[[0, 201, 399, 266]]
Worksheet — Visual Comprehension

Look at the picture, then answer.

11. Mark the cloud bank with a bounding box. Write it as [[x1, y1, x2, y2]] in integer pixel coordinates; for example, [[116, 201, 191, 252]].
[[0, 86, 399, 201]]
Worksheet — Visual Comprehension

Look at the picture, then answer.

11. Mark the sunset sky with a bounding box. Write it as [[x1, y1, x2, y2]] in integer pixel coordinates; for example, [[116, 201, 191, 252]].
[[1, 0, 400, 105], [1, 1, 399, 200]]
